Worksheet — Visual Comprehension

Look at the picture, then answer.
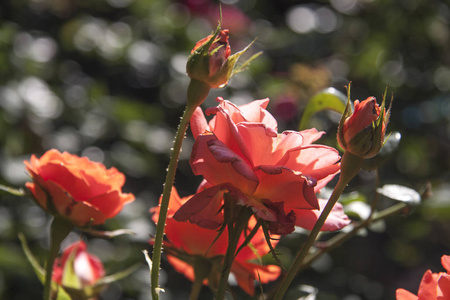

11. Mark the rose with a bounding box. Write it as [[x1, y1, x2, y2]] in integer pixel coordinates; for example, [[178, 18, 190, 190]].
[[177, 179, 349, 234], [150, 187, 281, 296], [25, 149, 135, 227], [52, 240, 104, 289], [187, 29, 232, 89], [174, 98, 346, 235], [186, 26, 258, 92], [396, 255, 450, 300], [337, 96, 390, 158]]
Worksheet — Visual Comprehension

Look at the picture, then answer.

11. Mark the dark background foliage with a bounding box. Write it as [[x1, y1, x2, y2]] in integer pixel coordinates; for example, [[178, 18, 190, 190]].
[[0, 0, 449, 299]]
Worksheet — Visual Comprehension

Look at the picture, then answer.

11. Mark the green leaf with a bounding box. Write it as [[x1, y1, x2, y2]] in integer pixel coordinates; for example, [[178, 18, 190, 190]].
[[299, 87, 348, 130], [376, 184, 421, 206], [344, 201, 371, 221], [18, 233, 45, 282], [18, 233, 72, 300]]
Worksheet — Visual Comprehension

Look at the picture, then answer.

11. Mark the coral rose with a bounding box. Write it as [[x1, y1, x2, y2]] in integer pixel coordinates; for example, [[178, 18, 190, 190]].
[[25, 149, 135, 227], [174, 98, 346, 235], [150, 187, 281, 296], [396, 255, 450, 300], [52, 240, 105, 289]]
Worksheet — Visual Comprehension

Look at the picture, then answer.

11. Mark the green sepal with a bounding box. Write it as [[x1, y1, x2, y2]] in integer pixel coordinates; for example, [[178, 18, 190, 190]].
[[337, 83, 354, 150], [208, 37, 260, 89]]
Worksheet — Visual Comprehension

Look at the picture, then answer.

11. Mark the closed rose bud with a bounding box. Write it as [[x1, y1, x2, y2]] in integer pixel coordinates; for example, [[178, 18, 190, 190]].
[[186, 25, 260, 91], [52, 241, 105, 289], [187, 29, 232, 89], [337, 88, 391, 159]]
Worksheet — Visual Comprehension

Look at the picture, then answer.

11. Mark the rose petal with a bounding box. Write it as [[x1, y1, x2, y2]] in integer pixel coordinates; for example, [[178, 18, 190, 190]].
[[417, 270, 438, 299], [191, 106, 210, 139], [88, 190, 134, 220], [38, 162, 93, 201], [232, 261, 281, 296], [166, 255, 196, 282], [235, 123, 281, 166], [396, 289, 418, 300], [173, 184, 228, 229], [254, 166, 319, 210], [209, 105, 255, 163], [438, 274, 450, 299], [207, 97, 277, 131], [280, 145, 340, 191], [299, 128, 325, 145], [190, 133, 258, 195], [45, 180, 106, 226], [442, 255, 450, 273], [291, 199, 350, 231]]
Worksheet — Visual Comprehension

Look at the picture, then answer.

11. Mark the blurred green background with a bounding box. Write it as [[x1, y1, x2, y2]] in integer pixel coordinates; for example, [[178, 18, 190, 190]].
[[0, 0, 449, 299]]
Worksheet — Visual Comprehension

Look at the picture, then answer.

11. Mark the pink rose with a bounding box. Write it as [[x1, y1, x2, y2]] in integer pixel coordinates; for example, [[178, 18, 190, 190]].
[[174, 98, 348, 235]]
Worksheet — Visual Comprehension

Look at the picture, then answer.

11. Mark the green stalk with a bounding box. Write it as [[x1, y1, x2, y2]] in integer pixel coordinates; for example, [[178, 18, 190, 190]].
[[43, 218, 73, 300], [215, 202, 252, 300], [273, 152, 364, 300], [301, 202, 408, 271], [189, 275, 203, 300], [189, 257, 212, 300], [151, 79, 210, 300]]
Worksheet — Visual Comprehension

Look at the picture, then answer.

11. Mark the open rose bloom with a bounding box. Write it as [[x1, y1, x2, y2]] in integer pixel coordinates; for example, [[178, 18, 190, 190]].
[[151, 187, 281, 296], [396, 255, 450, 300], [174, 98, 350, 235], [25, 149, 135, 227]]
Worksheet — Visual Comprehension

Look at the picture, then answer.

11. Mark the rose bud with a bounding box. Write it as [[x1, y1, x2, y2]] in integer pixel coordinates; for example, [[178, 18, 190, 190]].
[[186, 24, 260, 90], [52, 241, 105, 290], [337, 89, 391, 159]]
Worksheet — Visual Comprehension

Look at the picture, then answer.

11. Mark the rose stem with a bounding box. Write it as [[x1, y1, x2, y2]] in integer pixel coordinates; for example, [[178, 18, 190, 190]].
[[273, 152, 364, 300], [151, 79, 210, 300], [43, 218, 72, 300]]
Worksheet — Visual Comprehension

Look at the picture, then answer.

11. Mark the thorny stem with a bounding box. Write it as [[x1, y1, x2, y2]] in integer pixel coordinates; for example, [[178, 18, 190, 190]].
[[273, 152, 364, 300], [151, 79, 210, 300]]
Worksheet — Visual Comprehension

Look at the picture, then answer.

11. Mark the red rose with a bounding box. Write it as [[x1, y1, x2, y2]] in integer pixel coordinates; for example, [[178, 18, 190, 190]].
[[25, 149, 134, 227]]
